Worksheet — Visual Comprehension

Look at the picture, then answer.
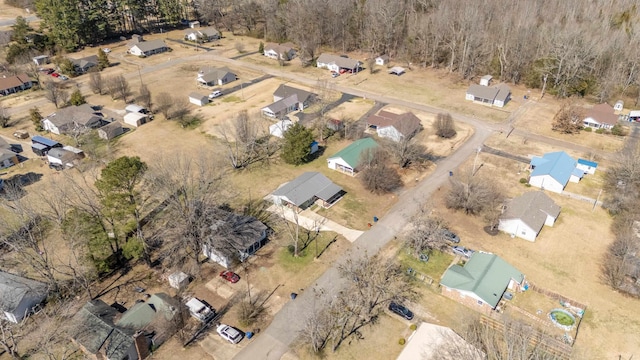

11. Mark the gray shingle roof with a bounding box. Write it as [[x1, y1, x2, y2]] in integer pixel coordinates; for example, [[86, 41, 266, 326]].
[[317, 53, 361, 69], [272, 172, 343, 207], [204, 209, 268, 258], [132, 39, 167, 53], [263, 95, 298, 114], [501, 191, 560, 232], [467, 84, 499, 100], [0, 271, 47, 318], [44, 104, 102, 129], [273, 84, 314, 103], [70, 300, 135, 357], [198, 67, 235, 83]]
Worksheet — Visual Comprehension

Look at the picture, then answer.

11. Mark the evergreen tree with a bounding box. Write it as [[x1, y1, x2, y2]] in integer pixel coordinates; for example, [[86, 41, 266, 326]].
[[97, 48, 110, 70], [70, 90, 86, 106], [30, 107, 43, 131], [259, 41, 264, 54], [281, 122, 314, 165]]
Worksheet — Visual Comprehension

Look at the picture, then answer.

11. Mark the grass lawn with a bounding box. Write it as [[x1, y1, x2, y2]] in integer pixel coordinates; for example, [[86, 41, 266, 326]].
[[277, 232, 341, 273], [397, 247, 454, 281]]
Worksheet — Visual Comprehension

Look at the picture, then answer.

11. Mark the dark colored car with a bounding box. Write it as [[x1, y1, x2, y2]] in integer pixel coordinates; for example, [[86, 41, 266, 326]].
[[49, 163, 64, 171], [388, 302, 414, 320], [441, 229, 460, 243], [220, 270, 240, 283]]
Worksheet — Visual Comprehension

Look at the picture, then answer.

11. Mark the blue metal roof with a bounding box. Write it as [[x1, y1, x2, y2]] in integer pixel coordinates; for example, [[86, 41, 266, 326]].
[[572, 168, 585, 179], [530, 151, 577, 186], [31, 136, 59, 147], [577, 158, 598, 168]]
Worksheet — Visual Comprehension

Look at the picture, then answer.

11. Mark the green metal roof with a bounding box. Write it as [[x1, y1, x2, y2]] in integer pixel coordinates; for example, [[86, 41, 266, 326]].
[[328, 138, 378, 169], [441, 253, 524, 308], [116, 293, 177, 329]]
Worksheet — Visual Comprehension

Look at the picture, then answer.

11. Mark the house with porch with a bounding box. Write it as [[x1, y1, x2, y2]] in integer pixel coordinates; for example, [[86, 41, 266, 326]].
[[70, 55, 98, 74], [42, 104, 105, 135], [184, 27, 220, 42], [440, 252, 526, 314], [0, 73, 32, 96], [316, 53, 362, 73], [327, 138, 378, 176], [264, 43, 296, 61], [197, 67, 237, 86], [498, 191, 561, 242], [202, 210, 268, 269], [366, 110, 422, 142], [529, 151, 584, 194], [583, 103, 618, 130], [128, 39, 168, 57], [262, 84, 316, 119], [465, 84, 511, 108], [271, 171, 344, 211]]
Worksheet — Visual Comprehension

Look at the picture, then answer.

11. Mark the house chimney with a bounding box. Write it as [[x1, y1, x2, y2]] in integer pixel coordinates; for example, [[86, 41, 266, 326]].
[[133, 331, 150, 360]]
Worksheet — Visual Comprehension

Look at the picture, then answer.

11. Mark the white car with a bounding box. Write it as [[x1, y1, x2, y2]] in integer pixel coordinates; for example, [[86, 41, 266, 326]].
[[185, 298, 215, 322], [102, 48, 111, 53], [217, 324, 243, 344], [209, 90, 223, 99]]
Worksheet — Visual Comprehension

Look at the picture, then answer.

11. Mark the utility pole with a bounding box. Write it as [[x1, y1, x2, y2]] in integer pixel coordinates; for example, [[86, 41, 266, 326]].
[[472, 147, 482, 175]]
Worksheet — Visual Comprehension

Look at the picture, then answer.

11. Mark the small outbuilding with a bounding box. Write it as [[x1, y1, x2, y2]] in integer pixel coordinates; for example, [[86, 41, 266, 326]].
[[168, 271, 190, 290], [614, 100, 624, 112], [47, 148, 77, 167], [375, 55, 389, 66], [388, 67, 405, 76], [189, 93, 209, 107], [480, 75, 493, 86], [125, 104, 148, 114], [576, 158, 598, 175], [269, 119, 293, 138], [98, 121, 124, 140], [124, 112, 150, 127], [32, 55, 49, 66]]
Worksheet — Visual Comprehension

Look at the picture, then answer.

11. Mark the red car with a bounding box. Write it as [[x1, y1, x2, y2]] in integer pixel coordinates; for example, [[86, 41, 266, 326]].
[[220, 270, 240, 283], [51, 72, 60, 78]]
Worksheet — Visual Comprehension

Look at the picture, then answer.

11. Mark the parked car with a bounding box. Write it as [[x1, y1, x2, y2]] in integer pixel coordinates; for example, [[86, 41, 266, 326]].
[[388, 302, 414, 320], [217, 324, 243, 344], [441, 229, 460, 243], [59, 75, 69, 81], [339, 68, 347, 74], [220, 270, 240, 283], [452, 246, 474, 258], [102, 48, 111, 53], [208, 90, 223, 99], [13, 130, 29, 139], [48, 163, 64, 171], [51, 72, 60, 78], [331, 71, 339, 78], [186, 298, 215, 322]]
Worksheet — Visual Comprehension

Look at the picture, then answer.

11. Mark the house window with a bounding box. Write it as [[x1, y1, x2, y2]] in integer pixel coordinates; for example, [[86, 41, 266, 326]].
[[521, 230, 526, 236], [477, 300, 483, 306]]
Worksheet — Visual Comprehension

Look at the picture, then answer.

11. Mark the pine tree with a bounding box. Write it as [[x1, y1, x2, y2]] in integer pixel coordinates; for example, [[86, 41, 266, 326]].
[[281, 123, 314, 165], [97, 49, 110, 70], [70, 90, 86, 106]]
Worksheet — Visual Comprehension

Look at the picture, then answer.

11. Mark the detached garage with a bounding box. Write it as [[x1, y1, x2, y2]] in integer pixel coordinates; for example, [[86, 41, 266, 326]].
[[124, 112, 150, 127], [189, 93, 209, 107]]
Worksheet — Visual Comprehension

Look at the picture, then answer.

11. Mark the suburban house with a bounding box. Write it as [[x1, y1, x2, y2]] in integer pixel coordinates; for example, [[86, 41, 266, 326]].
[[0, 145, 19, 169], [197, 67, 237, 86], [396, 322, 484, 360], [70, 295, 180, 360], [465, 84, 511, 108], [184, 27, 220, 42], [316, 53, 362, 73], [46, 148, 77, 167], [124, 112, 150, 127], [269, 119, 293, 138], [70, 55, 98, 74], [189, 93, 209, 106], [262, 84, 316, 119], [366, 110, 422, 142], [0, 271, 48, 323], [375, 55, 389, 66], [263, 43, 296, 61], [98, 121, 124, 140], [583, 103, 618, 130], [271, 171, 344, 210], [529, 151, 584, 194], [440, 252, 526, 314], [31, 135, 62, 156], [202, 210, 269, 269], [498, 191, 561, 242], [327, 137, 378, 176], [42, 104, 105, 135], [0, 73, 32, 96], [576, 158, 598, 175], [128, 39, 168, 57]]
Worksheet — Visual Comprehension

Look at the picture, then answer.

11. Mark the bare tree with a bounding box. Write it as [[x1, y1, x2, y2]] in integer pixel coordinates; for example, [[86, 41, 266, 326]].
[[138, 84, 152, 111], [434, 113, 457, 138], [552, 101, 584, 134], [381, 137, 430, 168], [106, 75, 131, 103], [0, 320, 21, 359], [405, 204, 450, 255], [89, 71, 104, 95], [446, 171, 504, 215], [155, 92, 173, 119], [359, 147, 403, 194], [43, 81, 68, 109], [218, 110, 275, 169]]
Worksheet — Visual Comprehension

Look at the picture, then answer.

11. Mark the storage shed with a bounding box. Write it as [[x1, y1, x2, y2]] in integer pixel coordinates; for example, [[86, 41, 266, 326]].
[[189, 93, 209, 107], [124, 112, 149, 127]]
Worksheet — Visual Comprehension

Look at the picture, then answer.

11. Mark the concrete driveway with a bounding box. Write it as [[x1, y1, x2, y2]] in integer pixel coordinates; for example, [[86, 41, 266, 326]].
[[267, 204, 364, 242]]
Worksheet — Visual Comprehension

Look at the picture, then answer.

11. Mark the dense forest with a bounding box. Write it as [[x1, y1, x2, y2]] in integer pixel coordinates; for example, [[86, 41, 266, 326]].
[[8, 0, 638, 102]]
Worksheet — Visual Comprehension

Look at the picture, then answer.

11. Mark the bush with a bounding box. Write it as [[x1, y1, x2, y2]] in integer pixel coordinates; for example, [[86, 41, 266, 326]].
[[399, 338, 406, 345], [434, 113, 457, 138], [519, 178, 528, 184], [409, 324, 417, 331], [595, 128, 604, 134], [583, 126, 592, 132], [611, 125, 626, 136]]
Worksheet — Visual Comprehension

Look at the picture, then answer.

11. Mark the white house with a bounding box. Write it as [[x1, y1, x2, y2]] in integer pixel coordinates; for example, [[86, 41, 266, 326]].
[[123, 112, 150, 127], [184, 27, 220, 42], [128, 39, 168, 57], [583, 103, 618, 130], [189, 93, 209, 106], [316, 53, 362, 73], [480, 75, 493, 86], [466, 84, 510, 108], [197, 67, 237, 86], [263, 43, 296, 61], [498, 191, 561, 242], [0, 271, 48, 323], [366, 110, 422, 142], [269, 119, 293, 138], [529, 151, 584, 194], [375, 55, 389, 66], [327, 138, 378, 176], [202, 210, 268, 268]]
